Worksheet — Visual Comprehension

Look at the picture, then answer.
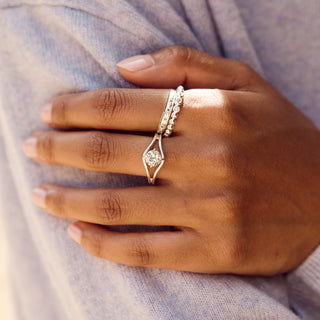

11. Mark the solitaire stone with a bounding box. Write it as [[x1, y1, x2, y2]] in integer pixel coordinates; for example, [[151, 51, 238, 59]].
[[144, 149, 162, 168]]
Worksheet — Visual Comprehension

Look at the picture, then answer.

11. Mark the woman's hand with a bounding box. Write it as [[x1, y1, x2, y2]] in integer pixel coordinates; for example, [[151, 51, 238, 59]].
[[24, 46, 320, 275]]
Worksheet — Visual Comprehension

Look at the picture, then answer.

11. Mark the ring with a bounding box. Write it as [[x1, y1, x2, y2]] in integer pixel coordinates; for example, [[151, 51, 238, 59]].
[[157, 89, 175, 134], [142, 86, 184, 184], [142, 133, 164, 184], [164, 85, 184, 137]]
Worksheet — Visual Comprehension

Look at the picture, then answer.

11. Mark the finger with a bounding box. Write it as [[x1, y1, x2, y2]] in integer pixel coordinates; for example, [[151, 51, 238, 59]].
[[23, 130, 182, 178], [33, 184, 187, 226], [41, 88, 170, 130], [68, 222, 204, 272], [41, 86, 260, 134], [117, 45, 267, 91]]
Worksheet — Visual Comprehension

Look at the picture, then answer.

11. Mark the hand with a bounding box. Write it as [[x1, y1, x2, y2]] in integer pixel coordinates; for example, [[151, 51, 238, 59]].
[[24, 46, 320, 275]]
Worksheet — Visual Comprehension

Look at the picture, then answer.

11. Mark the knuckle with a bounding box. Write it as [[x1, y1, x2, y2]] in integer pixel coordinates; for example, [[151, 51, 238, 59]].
[[231, 60, 256, 90], [220, 191, 246, 225], [46, 188, 66, 217], [127, 238, 154, 266], [225, 191, 244, 216], [237, 61, 255, 77], [86, 233, 104, 258], [216, 142, 248, 179], [83, 132, 116, 170], [211, 141, 239, 176], [51, 98, 67, 125], [219, 94, 249, 130], [166, 45, 192, 64], [214, 188, 243, 215], [222, 237, 248, 270], [198, 188, 244, 226], [93, 89, 130, 126], [37, 133, 55, 162], [96, 192, 123, 224]]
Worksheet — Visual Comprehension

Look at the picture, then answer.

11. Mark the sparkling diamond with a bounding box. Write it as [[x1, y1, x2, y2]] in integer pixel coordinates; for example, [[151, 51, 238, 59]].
[[144, 149, 162, 168], [163, 112, 170, 120], [173, 106, 180, 113]]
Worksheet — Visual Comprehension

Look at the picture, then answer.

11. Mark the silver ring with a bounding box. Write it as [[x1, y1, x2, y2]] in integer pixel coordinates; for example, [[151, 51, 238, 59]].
[[164, 85, 184, 137], [142, 133, 164, 184], [157, 89, 175, 134], [142, 86, 184, 184]]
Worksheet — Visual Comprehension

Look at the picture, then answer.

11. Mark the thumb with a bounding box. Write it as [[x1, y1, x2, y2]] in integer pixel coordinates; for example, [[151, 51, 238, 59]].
[[117, 45, 264, 90]]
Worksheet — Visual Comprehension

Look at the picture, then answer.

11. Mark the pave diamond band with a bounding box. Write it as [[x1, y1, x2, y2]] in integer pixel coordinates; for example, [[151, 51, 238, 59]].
[[164, 85, 184, 137], [157, 90, 175, 134], [142, 86, 185, 184]]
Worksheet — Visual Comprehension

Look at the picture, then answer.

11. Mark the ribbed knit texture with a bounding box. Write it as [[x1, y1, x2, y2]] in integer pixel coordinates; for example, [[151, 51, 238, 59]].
[[0, 1, 319, 319]]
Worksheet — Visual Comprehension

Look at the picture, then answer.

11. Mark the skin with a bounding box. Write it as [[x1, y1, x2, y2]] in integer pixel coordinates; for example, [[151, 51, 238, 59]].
[[23, 46, 320, 275]]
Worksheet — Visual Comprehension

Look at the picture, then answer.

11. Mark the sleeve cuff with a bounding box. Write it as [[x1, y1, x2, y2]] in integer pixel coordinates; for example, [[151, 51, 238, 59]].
[[286, 245, 320, 319]]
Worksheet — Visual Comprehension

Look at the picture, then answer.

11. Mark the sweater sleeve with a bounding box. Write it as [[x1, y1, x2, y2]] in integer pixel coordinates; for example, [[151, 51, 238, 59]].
[[287, 245, 320, 319]]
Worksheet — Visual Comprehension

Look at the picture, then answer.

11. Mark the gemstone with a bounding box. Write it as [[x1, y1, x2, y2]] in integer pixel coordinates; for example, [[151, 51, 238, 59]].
[[163, 112, 170, 120], [173, 106, 180, 113], [144, 149, 162, 168]]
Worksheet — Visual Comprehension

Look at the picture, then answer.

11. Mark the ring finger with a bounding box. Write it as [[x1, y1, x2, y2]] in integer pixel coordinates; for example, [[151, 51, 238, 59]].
[[23, 130, 184, 178]]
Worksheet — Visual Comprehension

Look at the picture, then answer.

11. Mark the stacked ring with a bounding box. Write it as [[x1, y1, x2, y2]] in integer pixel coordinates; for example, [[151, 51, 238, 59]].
[[142, 85, 185, 184], [164, 85, 184, 137], [157, 89, 176, 134]]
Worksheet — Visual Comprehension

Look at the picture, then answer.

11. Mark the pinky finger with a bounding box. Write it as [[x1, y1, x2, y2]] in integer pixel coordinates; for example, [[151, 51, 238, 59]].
[[68, 222, 201, 272]]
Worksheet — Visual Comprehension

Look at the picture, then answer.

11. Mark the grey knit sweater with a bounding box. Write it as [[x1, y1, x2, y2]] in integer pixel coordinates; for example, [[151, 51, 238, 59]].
[[0, 0, 319, 319]]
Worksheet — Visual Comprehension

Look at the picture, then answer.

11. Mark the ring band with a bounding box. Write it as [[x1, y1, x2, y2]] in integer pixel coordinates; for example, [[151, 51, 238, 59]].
[[142, 133, 164, 184], [164, 85, 184, 137], [157, 89, 175, 134], [143, 86, 184, 184]]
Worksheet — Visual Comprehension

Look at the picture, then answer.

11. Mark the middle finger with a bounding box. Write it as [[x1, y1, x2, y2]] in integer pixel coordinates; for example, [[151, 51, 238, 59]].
[[33, 184, 187, 226], [43, 88, 174, 132]]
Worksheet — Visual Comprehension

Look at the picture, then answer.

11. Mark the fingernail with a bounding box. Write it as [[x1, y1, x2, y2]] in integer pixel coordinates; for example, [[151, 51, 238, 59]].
[[23, 137, 37, 158], [32, 187, 47, 208], [117, 54, 154, 72], [40, 103, 52, 123], [68, 224, 82, 244]]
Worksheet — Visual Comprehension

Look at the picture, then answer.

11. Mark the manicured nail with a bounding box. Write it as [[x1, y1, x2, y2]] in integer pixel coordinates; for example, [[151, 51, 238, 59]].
[[68, 224, 82, 244], [40, 103, 52, 123], [32, 187, 47, 208], [23, 137, 37, 158], [117, 54, 154, 72]]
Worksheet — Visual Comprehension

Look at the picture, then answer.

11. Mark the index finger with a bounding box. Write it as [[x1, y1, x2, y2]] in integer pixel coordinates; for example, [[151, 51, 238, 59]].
[[41, 88, 170, 131]]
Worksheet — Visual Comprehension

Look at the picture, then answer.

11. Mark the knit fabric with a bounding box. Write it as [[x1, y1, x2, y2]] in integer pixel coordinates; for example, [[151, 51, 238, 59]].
[[0, 1, 319, 319]]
